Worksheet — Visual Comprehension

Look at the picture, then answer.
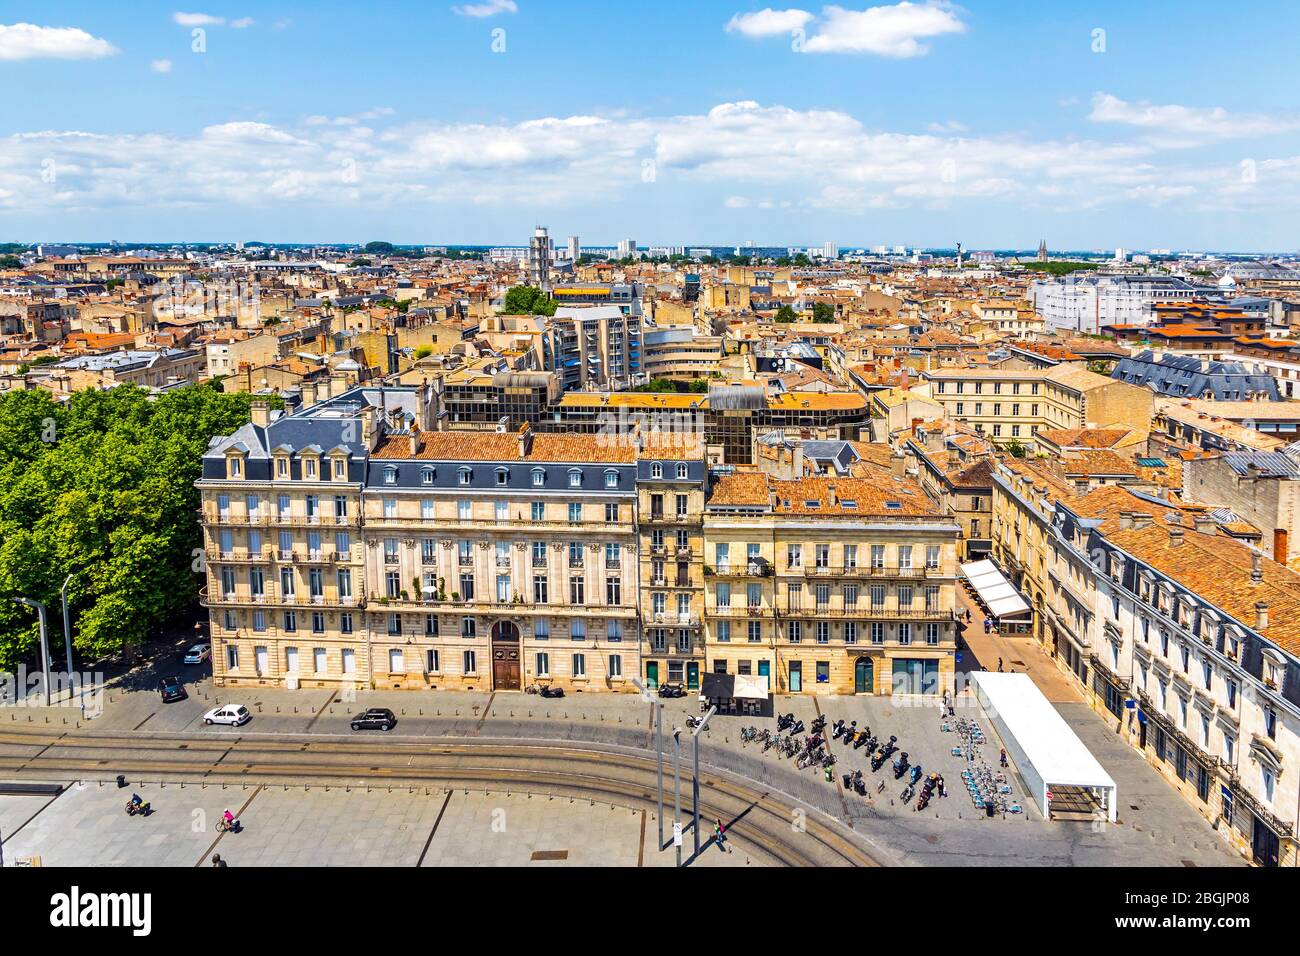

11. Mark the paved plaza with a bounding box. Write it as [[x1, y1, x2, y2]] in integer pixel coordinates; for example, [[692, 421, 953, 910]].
[[0, 780, 769, 867]]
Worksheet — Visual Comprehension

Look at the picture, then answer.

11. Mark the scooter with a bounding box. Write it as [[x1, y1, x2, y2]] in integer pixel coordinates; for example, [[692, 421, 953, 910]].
[[810, 715, 827, 735], [831, 719, 848, 740], [776, 712, 796, 732], [124, 796, 151, 817], [909, 765, 923, 785], [853, 730, 871, 750]]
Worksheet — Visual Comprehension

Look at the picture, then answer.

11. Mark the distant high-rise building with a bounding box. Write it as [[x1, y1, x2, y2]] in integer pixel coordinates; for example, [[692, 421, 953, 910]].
[[528, 226, 552, 290], [617, 239, 637, 259], [822, 241, 838, 260], [1037, 239, 1048, 262], [567, 235, 580, 262]]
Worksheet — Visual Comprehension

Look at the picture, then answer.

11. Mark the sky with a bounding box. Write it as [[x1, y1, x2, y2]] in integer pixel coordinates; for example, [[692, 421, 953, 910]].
[[4, 1, 1300, 250]]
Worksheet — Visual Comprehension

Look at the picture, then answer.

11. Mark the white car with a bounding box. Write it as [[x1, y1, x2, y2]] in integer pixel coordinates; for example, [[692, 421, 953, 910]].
[[203, 704, 251, 727], [183, 643, 211, 665]]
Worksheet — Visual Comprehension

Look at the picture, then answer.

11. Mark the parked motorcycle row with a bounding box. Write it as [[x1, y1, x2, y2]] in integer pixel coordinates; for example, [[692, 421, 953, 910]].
[[739, 713, 838, 773]]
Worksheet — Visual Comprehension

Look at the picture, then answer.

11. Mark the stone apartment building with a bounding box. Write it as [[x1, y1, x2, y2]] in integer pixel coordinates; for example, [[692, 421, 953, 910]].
[[702, 472, 960, 696], [197, 386, 959, 699]]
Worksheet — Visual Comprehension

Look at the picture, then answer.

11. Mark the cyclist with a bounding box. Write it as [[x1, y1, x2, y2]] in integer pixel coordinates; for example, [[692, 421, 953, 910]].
[[222, 808, 236, 831]]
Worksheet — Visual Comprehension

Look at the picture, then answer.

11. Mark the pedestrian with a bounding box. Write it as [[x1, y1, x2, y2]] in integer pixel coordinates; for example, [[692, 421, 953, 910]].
[[1000, 748, 1008, 768], [211, 853, 227, 868], [983, 617, 991, 634], [714, 818, 729, 853], [997, 657, 1003, 672]]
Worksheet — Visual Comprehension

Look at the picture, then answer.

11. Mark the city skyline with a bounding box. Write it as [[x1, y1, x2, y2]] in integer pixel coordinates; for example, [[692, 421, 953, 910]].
[[4, 1, 1300, 249]]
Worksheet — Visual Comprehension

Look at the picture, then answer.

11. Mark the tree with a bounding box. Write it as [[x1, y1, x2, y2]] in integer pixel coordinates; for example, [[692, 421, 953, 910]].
[[1003, 439, 1027, 459], [0, 255, 21, 269], [0, 385, 272, 670], [774, 305, 798, 323], [363, 241, 395, 255], [500, 286, 556, 317], [811, 302, 836, 323]]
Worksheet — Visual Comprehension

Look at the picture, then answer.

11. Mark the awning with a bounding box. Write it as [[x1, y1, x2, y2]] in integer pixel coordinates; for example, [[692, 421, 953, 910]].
[[960, 559, 1031, 619], [700, 673, 770, 700]]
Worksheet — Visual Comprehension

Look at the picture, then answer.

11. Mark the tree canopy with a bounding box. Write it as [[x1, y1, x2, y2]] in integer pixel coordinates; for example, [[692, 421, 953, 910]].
[[0, 385, 268, 670], [500, 285, 557, 316]]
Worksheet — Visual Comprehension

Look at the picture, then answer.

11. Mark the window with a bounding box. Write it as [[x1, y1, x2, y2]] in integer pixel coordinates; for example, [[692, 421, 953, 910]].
[[421, 467, 435, 485], [313, 647, 327, 673], [463, 650, 477, 674], [716, 621, 731, 643], [870, 623, 886, 645], [650, 462, 663, 479], [605, 502, 620, 523], [748, 621, 762, 643], [496, 468, 509, 486], [536, 652, 550, 676], [606, 577, 621, 605], [604, 470, 619, 489], [609, 654, 622, 678], [568, 469, 583, 488], [844, 622, 857, 644], [458, 467, 471, 486], [568, 502, 582, 523], [608, 619, 622, 641], [571, 618, 587, 640], [226, 645, 239, 670], [461, 617, 476, 638], [427, 649, 439, 673], [572, 653, 586, 678], [383, 466, 397, 485], [532, 468, 546, 487], [458, 500, 472, 521], [531, 501, 545, 522], [676, 463, 688, 480]]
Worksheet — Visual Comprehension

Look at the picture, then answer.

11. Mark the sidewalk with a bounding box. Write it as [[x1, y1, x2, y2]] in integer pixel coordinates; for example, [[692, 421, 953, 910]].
[[955, 587, 1082, 704]]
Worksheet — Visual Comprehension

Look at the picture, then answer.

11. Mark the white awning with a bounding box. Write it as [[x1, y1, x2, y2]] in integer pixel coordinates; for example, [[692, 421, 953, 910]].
[[960, 559, 1031, 619], [734, 674, 770, 700], [971, 672, 1118, 822]]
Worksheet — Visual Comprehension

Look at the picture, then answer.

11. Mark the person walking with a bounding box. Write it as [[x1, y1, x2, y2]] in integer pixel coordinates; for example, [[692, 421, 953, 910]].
[[1000, 748, 1008, 768], [211, 853, 227, 868], [997, 657, 1003, 672], [714, 818, 729, 853]]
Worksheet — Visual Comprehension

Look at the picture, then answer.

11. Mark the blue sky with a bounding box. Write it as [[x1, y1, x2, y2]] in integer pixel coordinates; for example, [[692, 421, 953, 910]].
[[4, 1, 1300, 249]]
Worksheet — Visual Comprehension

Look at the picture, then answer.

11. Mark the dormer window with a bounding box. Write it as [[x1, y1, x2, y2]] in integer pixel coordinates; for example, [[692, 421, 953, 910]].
[[676, 463, 688, 480], [496, 467, 510, 486], [332, 457, 347, 481], [458, 467, 472, 486], [568, 469, 583, 488], [532, 468, 546, 487], [650, 462, 663, 479], [604, 470, 619, 489], [383, 466, 397, 485], [275, 456, 289, 478], [304, 458, 317, 480], [227, 455, 243, 479], [421, 467, 435, 485]]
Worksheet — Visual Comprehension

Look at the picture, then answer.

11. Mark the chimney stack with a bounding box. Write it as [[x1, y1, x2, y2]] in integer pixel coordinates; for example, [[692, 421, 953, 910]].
[[1168, 526, 1184, 548], [250, 401, 271, 428], [1192, 514, 1216, 535], [891, 454, 906, 478], [1251, 551, 1263, 585], [1119, 512, 1133, 530], [1256, 601, 1270, 631], [1275, 527, 1289, 563], [301, 382, 316, 409], [517, 422, 533, 458]]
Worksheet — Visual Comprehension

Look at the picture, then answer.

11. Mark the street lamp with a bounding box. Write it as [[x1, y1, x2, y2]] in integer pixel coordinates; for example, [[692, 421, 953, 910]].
[[631, 677, 665, 850], [672, 726, 683, 868], [59, 575, 75, 675], [691, 705, 718, 858], [12, 597, 51, 706]]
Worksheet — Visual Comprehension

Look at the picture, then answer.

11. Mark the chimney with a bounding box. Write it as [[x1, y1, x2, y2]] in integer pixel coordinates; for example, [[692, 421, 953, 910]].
[[1274, 527, 1289, 563], [517, 422, 533, 458], [1192, 514, 1216, 535], [408, 422, 419, 456], [1168, 525, 1184, 548], [1132, 512, 1153, 530], [1074, 479, 1089, 495], [301, 382, 316, 409], [250, 401, 270, 428], [1255, 601, 1270, 631], [891, 454, 906, 478], [826, 484, 837, 507], [1119, 512, 1133, 530], [1251, 551, 1263, 585], [317, 377, 331, 402]]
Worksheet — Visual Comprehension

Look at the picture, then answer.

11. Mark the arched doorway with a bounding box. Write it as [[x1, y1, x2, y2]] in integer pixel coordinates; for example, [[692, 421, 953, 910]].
[[854, 657, 874, 695], [491, 621, 521, 690]]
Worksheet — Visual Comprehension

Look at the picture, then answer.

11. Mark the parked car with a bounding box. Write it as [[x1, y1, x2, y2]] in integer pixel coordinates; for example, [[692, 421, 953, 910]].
[[183, 643, 211, 665], [158, 675, 187, 703], [203, 704, 251, 727], [350, 708, 396, 732]]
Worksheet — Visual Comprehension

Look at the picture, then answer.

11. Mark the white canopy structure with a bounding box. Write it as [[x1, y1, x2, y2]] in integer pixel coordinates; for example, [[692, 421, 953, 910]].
[[960, 559, 1031, 619], [971, 672, 1118, 822]]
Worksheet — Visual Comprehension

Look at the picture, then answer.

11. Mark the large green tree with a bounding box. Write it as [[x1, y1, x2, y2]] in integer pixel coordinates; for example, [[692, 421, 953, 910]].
[[0, 385, 265, 669], [500, 285, 557, 316]]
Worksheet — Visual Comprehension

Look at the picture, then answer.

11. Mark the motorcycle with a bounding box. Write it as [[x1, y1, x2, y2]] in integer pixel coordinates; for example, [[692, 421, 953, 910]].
[[853, 730, 871, 750], [831, 719, 848, 740], [893, 752, 911, 780], [870, 749, 888, 772], [776, 712, 796, 732], [788, 719, 805, 737], [909, 765, 923, 785], [901, 783, 916, 803], [124, 797, 151, 817], [810, 715, 827, 735]]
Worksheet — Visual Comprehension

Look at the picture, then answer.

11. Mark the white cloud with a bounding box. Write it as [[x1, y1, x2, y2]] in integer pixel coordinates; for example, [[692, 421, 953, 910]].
[[230, 17, 255, 28], [150, 59, 173, 73], [727, 2, 966, 57], [1089, 92, 1300, 143], [172, 12, 225, 27], [725, 8, 814, 38], [451, 0, 518, 17], [0, 23, 118, 60], [0, 98, 1292, 220]]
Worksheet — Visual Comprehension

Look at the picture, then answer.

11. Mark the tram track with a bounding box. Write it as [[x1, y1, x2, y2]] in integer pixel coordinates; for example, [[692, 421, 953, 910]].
[[0, 727, 879, 867]]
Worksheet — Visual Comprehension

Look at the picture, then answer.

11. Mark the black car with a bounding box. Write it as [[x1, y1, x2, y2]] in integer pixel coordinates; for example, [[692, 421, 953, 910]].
[[351, 708, 396, 731], [159, 676, 187, 703]]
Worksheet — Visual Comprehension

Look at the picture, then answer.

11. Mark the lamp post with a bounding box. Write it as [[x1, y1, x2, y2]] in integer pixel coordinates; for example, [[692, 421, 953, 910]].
[[672, 726, 683, 868], [12, 597, 51, 706], [632, 677, 665, 850], [60, 575, 75, 675], [691, 705, 718, 858]]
